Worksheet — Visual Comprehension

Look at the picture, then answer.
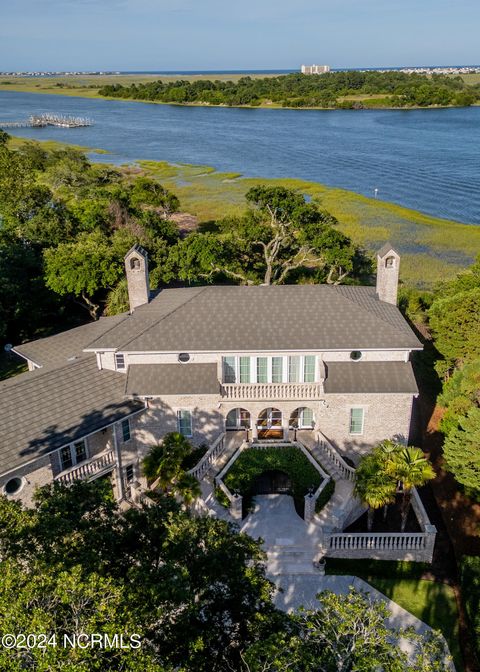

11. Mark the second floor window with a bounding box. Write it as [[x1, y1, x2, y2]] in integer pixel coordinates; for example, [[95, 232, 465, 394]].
[[222, 355, 317, 384], [239, 356, 251, 383], [59, 440, 87, 471]]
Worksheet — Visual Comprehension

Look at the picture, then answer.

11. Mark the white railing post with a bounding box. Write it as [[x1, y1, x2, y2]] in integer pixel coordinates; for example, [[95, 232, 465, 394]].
[[221, 382, 322, 401]]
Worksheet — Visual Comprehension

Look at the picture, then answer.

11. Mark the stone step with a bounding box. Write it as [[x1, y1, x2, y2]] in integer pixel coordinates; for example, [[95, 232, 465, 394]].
[[267, 560, 319, 576]]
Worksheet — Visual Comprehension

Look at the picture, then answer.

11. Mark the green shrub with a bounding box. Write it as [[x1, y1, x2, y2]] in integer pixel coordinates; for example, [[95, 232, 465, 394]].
[[315, 479, 335, 514], [223, 447, 322, 502], [214, 486, 230, 509], [460, 556, 480, 660]]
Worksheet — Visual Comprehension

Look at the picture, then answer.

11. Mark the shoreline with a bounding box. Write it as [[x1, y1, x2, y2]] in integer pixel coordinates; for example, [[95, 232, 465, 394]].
[[7, 136, 480, 289]]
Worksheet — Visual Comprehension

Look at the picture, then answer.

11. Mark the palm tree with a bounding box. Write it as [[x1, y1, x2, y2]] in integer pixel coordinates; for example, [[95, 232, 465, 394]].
[[385, 446, 435, 532], [354, 454, 397, 531], [142, 432, 200, 503]]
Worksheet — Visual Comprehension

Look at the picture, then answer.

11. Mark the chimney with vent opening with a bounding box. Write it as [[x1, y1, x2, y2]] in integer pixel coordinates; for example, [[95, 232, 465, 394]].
[[376, 244, 400, 305], [125, 245, 150, 312]]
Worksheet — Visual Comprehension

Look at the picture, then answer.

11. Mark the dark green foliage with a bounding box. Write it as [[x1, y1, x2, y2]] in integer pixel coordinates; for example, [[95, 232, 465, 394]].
[[0, 139, 180, 342], [214, 485, 230, 508], [0, 480, 277, 672], [243, 588, 450, 671], [429, 256, 480, 376], [314, 478, 335, 513], [428, 258, 480, 496], [223, 447, 322, 502], [99, 71, 479, 109], [142, 433, 202, 503], [167, 185, 370, 286], [460, 556, 480, 661]]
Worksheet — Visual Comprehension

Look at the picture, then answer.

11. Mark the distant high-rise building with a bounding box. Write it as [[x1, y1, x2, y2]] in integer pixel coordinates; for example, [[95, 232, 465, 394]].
[[301, 64, 331, 75]]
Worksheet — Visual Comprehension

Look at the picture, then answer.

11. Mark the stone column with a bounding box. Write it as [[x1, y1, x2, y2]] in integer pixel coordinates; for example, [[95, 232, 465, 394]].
[[230, 494, 243, 520], [112, 422, 126, 501], [251, 423, 258, 441], [304, 493, 315, 521], [424, 524, 437, 563]]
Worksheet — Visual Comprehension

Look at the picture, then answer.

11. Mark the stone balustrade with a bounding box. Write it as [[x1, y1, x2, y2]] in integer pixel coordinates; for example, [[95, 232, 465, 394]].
[[187, 433, 226, 480], [315, 431, 356, 481], [221, 382, 323, 400], [56, 449, 115, 485]]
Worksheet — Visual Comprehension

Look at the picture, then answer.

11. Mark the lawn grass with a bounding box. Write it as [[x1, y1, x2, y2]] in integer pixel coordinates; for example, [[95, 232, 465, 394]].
[[325, 558, 462, 670]]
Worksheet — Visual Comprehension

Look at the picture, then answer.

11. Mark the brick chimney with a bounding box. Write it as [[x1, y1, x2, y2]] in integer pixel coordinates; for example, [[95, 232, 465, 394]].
[[376, 244, 400, 305], [125, 244, 150, 312]]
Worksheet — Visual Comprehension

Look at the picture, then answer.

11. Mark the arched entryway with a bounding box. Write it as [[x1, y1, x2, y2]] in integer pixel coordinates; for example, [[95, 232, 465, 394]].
[[289, 407, 315, 430], [257, 408, 283, 439], [252, 469, 292, 495], [226, 408, 251, 431]]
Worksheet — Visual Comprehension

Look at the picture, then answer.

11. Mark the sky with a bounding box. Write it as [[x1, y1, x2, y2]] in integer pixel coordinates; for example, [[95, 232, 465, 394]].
[[0, 0, 479, 72]]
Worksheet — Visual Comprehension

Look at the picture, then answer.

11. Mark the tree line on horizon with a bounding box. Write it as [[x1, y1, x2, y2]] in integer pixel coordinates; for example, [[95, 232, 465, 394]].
[[98, 71, 480, 108]]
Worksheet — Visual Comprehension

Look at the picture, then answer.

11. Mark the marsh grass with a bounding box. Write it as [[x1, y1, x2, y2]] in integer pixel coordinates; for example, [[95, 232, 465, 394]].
[[137, 159, 480, 286]]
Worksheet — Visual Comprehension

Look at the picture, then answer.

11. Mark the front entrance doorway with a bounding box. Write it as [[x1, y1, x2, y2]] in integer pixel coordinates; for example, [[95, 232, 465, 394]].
[[252, 470, 292, 495], [257, 407, 283, 439]]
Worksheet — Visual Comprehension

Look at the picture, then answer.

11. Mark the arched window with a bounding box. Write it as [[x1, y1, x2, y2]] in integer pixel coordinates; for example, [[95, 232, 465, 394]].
[[130, 257, 141, 270], [385, 256, 395, 268]]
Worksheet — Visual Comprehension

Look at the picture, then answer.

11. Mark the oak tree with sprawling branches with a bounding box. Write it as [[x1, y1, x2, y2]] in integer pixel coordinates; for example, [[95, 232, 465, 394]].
[[168, 186, 369, 285]]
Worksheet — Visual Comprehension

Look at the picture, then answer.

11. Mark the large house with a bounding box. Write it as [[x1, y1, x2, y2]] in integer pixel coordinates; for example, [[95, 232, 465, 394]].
[[0, 244, 421, 507]]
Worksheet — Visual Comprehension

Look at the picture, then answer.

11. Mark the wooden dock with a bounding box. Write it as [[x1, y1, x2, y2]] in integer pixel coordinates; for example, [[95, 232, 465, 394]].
[[0, 113, 94, 129]]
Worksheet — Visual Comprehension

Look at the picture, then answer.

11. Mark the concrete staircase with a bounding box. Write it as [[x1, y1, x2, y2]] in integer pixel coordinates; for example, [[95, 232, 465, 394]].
[[266, 544, 321, 575], [193, 432, 244, 522], [297, 433, 364, 530]]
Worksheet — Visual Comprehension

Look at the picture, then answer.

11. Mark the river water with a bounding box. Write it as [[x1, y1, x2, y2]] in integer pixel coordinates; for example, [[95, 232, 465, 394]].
[[1, 90, 479, 224]]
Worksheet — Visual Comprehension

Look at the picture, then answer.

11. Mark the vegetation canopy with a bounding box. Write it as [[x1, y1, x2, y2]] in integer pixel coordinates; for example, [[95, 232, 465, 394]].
[[99, 71, 480, 109]]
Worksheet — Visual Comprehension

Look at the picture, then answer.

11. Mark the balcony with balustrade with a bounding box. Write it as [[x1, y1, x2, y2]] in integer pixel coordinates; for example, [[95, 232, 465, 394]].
[[221, 382, 323, 401], [55, 449, 116, 485]]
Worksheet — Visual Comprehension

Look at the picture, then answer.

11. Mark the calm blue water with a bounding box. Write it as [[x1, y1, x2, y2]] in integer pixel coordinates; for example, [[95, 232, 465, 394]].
[[1, 90, 479, 224]]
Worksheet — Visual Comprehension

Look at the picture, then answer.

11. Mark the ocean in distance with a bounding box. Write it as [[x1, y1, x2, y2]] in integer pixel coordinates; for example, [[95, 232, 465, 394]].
[[1, 90, 479, 225]]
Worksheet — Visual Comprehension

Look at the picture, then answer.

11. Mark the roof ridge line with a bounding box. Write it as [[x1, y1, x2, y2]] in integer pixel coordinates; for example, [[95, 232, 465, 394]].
[[333, 285, 408, 334], [118, 286, 208, 350], [83, 314, 131, 350]]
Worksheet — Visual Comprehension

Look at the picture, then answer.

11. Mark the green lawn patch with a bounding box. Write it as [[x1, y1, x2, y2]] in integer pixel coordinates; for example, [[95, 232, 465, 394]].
[[326, 558, 462, 670]]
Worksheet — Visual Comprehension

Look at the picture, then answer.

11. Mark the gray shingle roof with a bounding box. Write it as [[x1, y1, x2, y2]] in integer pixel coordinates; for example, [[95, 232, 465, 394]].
[[0, 358, 143, 475], [377, 242, 397, 258], [324, 361, 418, 394], [14, 315, 128, 369], [86, 285, 421, 353], [125, 363, 220, 396]]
